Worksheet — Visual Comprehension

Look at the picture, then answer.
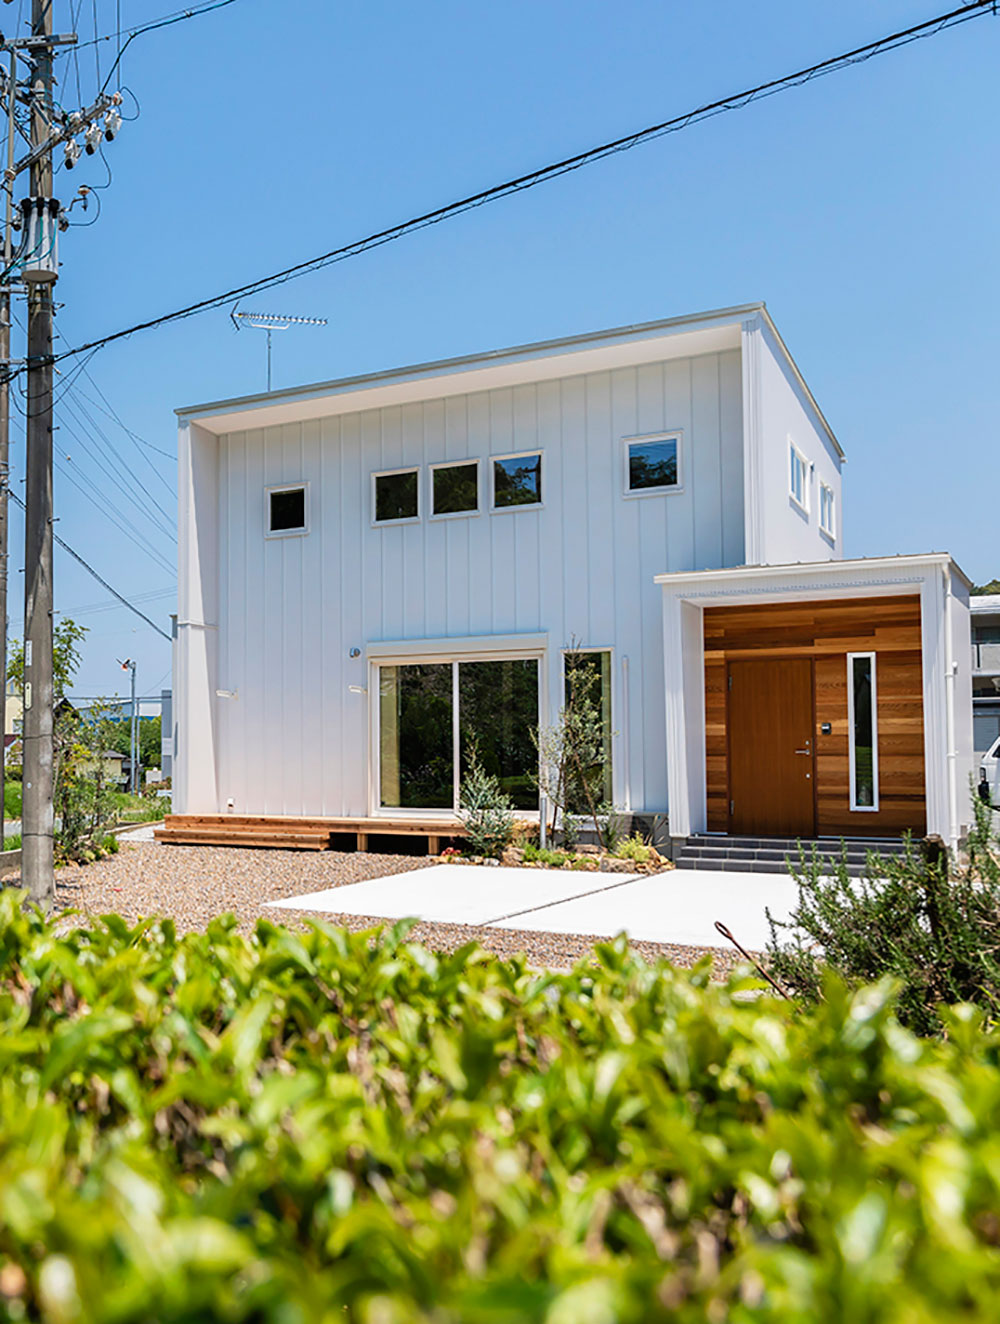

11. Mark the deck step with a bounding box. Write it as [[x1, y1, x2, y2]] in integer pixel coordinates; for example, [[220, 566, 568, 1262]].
[[156, 813, 468, 853]]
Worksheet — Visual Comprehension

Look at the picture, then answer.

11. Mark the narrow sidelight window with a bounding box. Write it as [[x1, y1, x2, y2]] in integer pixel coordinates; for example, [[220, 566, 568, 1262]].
[[563, 650, 613, 809], [267, 484, 307, 534], [848, 651, 878, 810], [373, 468, 419, 523], [492, 452, 542, 509]]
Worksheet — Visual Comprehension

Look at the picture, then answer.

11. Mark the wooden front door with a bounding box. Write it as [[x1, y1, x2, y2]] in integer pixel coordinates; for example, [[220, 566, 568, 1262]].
[[728, 658, 815, 837]]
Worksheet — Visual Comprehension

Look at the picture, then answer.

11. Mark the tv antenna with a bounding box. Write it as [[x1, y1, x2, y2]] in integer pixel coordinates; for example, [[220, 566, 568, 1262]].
[[231, 309, 328, 392]]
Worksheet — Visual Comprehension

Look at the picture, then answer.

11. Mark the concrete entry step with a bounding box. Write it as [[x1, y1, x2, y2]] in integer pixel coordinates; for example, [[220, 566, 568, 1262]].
[[675, 833, 911, 876]]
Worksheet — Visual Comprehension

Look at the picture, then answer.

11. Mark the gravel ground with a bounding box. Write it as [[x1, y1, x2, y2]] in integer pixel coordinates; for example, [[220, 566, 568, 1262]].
[[5, 841, 746, 977]]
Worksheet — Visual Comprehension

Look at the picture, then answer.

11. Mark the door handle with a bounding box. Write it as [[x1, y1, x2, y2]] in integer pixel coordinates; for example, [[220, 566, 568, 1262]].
[[794, 740, 812, 756]]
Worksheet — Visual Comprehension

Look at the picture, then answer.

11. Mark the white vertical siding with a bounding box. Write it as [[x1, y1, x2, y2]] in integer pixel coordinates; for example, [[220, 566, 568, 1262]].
[[208, 348, 744, 818]]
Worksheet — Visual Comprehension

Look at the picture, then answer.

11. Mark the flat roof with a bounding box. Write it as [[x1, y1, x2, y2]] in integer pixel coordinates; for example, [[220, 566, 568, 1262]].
[[177, 302, 843, 457], [655, 552, 972, 591]]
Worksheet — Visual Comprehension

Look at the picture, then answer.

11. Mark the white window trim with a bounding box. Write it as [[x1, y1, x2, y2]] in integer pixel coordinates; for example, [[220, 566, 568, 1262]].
[[847, 650, 879, 812], [428, 457, 481, 521], [490, 449, 544, 514], [819, 482, 836, 541], [622, 430, 684, 499], [368, 646, 547, 817], [789, 439, 811, 515], [264, 481, 309, 538], [371, 465, 421, 527]]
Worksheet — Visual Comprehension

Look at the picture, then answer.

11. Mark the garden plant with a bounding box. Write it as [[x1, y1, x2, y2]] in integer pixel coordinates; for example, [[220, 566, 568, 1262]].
[[3, 893, 1000, 1319]]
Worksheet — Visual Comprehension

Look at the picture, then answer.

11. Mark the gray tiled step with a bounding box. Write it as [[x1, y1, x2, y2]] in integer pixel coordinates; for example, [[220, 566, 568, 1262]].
[[674, 855, 873, 877], [685, 835, 909, 854], [679, 845, 899, 865]]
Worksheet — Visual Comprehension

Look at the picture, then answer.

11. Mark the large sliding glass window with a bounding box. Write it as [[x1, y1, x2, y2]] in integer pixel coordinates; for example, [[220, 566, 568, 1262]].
[[563, 650, 613, 812], [379, 657, 540, 811], [379, 664, 454, 809], [459, 660, 539, 810], [848, 652, 878, 811]]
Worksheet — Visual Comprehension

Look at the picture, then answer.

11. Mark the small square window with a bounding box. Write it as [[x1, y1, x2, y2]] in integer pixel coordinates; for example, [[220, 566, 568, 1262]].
[[432, 461, 479, 517], [626, 434, 680, 493], [789, 442, 809, 512], [493, 453, 542, 509], [268, 485, 306, 534], [374, 468, 419, 523], [820, 483, 835, 538]]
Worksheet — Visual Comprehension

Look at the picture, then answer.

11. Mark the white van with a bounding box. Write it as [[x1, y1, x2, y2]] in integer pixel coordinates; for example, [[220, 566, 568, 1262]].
[[981, 736, 1000, 809]]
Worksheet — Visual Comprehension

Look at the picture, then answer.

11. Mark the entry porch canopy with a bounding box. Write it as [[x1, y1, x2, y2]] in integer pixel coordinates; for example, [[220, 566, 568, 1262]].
[[656, 554, 974, 849]]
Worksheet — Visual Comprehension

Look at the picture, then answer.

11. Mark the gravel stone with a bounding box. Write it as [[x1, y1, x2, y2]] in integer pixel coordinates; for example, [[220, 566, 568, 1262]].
[[5, 841, 745, 977]]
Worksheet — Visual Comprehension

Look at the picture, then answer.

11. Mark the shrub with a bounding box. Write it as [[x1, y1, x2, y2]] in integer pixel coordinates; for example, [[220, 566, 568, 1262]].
[[4, 897, 1000, 1318], [523, 842, 568, 867], [614, 831, 653, 863], [767, 795, 1000, 1035], [458, 747, 515, 858]]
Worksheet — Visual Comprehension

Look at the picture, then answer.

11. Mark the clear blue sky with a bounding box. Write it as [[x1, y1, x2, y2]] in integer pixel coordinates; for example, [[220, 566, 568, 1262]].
[[5, 0, 997, 701]]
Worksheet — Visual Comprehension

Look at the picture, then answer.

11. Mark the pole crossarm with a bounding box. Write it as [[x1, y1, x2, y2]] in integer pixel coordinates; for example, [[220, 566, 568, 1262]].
[[8, 90, 118, 181]]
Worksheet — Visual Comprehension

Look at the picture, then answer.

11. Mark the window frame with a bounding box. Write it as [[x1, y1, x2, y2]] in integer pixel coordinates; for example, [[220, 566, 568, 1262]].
[[371, 465, 421, 527], [789, 440, 811, 515], [265, 482, 309, 539], [368, 640, 547, 817], [490, 449, 544, 514], [622, 430, 684, 499], [560, 646, 615, 807], [847, 650, 879, 812], [819, 481, 836, 540], [428, 457, 481, 521]]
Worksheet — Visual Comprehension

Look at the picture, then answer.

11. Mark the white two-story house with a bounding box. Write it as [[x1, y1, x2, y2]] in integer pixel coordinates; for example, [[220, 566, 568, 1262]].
[[168, 303, 973, 853]]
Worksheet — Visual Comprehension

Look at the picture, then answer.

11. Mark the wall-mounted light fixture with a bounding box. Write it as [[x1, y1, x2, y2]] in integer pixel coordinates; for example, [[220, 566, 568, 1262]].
[[349, 648, 361, 658]]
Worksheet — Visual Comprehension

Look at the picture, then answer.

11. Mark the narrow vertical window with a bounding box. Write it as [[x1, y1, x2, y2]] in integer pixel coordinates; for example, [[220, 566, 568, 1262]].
[[848, 652, 878, 811], [789, 442, 809, 511], [820, 483, 835, 538]]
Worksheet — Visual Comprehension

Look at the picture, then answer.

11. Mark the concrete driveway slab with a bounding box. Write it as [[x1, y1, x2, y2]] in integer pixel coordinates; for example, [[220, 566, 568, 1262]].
[[486, 869, 801, 952], [265, 862, 641, 926]]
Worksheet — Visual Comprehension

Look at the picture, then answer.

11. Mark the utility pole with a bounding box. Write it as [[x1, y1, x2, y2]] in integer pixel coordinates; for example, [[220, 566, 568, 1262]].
[[22, 0, 56, 905], [0, 47, 15, 856], [118, 658, 136, 793]]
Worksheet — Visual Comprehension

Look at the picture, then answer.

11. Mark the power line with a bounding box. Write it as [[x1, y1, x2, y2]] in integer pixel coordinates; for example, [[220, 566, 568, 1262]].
[[8, 488, 172, 640], [17, 0, 997, 379]]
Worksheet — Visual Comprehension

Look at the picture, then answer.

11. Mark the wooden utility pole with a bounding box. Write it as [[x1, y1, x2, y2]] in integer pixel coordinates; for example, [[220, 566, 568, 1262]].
[[0, 48, 15, 856], [22, 0, 56, 906]]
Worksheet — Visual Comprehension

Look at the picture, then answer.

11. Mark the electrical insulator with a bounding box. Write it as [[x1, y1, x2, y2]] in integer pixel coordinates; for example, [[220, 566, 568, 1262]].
[[64, 139, 81, 169], [19, 197, 60, 283], [84, 121, 103, 155], [104, 109, 122, 141]]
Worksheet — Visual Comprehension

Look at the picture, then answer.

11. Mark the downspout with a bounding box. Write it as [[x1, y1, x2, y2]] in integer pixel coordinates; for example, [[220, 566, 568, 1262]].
[[622, 655, 631, 812], [942, 564, 959, 850]]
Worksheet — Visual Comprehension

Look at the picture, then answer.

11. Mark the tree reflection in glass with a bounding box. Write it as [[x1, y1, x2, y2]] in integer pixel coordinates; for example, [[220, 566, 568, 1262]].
[[379, 664, 453, 808], [493, 454, 541, 508], [459, 660, 539, 810]]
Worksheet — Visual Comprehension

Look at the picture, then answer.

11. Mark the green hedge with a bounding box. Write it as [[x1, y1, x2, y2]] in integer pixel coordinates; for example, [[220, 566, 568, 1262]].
[[2, 892, 1000, 1321]]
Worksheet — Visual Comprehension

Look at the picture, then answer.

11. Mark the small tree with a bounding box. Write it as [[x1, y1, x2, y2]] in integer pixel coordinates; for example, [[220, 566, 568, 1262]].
[[459, 745, 515, 858]]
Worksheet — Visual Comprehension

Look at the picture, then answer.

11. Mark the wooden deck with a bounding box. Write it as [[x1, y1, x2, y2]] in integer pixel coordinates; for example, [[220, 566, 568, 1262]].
[[154, 814, 468, 853]]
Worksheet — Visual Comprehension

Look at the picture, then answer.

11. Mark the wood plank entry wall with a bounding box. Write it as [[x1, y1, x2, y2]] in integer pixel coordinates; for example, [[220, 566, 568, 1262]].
[[704, 594, 926, 837]]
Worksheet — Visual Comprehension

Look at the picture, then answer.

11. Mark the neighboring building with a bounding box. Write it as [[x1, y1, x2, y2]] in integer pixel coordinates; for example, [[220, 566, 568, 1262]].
[[971, 594, 1000, 759], [160, 687, 173, 781], [170, 303, 973, 850], [4, 677, 23, 759]]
